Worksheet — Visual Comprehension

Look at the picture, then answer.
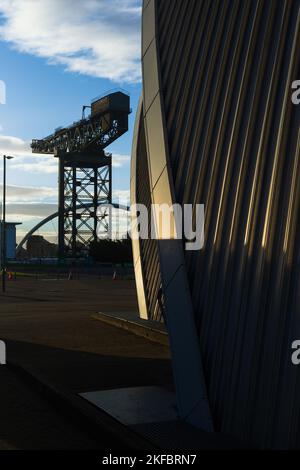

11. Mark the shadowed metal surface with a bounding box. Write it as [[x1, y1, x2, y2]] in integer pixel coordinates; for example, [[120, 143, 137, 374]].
[[134, 106, 163, 322], [131, 0, 214, 431], [133, 0, 300, 448]]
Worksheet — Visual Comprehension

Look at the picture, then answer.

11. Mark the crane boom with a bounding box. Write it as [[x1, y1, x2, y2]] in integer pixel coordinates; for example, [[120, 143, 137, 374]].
[[30, 90, 130, 258], [31, 91, 130, 155]]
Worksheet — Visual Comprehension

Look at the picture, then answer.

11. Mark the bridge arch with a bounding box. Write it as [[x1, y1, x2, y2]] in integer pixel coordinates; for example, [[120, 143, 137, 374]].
[[16, 203, 130, 255]]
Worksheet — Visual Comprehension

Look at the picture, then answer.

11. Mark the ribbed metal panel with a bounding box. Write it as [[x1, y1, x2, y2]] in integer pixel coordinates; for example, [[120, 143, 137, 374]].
[[153, 0, 300, 448], [135, 111, 163, 322]]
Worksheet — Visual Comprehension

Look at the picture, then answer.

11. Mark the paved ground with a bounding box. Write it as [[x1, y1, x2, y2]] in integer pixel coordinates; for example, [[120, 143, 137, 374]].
[[0, 367, 104, 450], [0, 277, 172, 449]]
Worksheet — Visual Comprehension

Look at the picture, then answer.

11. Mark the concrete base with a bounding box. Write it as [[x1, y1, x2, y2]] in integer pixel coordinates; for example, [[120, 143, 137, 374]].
[[79, 386, 246, 449], [80, 386, 178, 426], [92, 312, 169, 346]]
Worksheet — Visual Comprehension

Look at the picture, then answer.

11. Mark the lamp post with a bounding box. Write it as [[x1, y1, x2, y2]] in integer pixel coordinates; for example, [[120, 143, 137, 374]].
[[2, 155, 14, 293]]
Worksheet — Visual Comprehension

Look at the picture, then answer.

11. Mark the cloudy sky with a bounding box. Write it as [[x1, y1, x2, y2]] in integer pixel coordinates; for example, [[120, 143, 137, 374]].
[[0, 0, 142, 241]]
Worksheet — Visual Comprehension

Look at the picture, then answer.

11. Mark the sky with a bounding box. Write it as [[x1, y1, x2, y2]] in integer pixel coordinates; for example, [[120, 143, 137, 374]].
[[0, 0, 142, 242]]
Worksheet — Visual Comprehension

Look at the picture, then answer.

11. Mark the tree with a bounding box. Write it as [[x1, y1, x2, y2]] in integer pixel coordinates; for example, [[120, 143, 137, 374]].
[[89, 237, 133, 264]]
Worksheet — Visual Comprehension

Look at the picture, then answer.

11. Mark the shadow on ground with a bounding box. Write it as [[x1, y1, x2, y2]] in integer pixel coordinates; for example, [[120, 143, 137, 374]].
[[0, 366, 105, 450], [4, 339, 173, 393]]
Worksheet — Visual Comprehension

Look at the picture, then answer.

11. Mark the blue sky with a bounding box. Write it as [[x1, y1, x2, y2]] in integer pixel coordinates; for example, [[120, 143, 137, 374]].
[[0, 0, 142, 241]]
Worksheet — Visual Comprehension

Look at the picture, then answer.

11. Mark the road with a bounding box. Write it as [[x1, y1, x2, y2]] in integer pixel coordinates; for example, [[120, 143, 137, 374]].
[[0, 277, 172, 449]]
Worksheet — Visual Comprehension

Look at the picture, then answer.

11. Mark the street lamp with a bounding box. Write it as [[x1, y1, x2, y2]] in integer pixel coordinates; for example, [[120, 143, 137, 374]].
[[2, 155, 14, 293]]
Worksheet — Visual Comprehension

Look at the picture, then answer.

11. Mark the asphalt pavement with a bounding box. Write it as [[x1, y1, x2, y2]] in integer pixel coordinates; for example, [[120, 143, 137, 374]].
[[0, 277, 172, 449]]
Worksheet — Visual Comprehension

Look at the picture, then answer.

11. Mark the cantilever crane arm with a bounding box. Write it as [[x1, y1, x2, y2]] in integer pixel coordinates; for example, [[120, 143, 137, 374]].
[[31, 92, 130, 155], [31, 112, 128, 155]]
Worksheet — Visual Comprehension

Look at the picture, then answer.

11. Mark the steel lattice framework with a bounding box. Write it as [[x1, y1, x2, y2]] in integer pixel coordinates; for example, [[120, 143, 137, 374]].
[[31, 108, 128, 154], [61, 155, 111, 256], [32, 91, 130, 258]]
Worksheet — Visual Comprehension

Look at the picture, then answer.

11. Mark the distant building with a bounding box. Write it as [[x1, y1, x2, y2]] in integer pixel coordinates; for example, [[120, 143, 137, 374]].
[[0, 222, 21, 260], [26, 235, 57, 258]]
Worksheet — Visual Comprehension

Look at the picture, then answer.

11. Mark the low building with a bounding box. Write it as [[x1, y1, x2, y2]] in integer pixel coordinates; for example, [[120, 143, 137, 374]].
[[0, 222, 21, 260], [26, 235, 57, 258]]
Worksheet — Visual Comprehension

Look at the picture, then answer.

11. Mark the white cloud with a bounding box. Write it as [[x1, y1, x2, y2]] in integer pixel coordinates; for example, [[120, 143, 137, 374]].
[[0, 0, 142, 83], [2, 185, 129, 211], [113, 189, 130, 205], [7, 203, 57, 218], [0, 134, 31, 155], [5, 189, 130, 240], [7, 203, 57, 227], [7, 213, 44, 222], [0, 184, 57, 203], [10, 156, 58, 174], [0, 79, 5, 104], [112, 154, 130, 168], [6, 150, 58, 176], [0, 135, 130, 174]]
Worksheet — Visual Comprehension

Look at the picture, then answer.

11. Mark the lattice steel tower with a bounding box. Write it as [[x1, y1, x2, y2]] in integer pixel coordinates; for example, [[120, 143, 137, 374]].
[[31, 91, 130, 258]]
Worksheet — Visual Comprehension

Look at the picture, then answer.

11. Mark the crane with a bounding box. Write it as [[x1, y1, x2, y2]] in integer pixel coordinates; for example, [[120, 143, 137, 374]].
[[31, 91, 131, 258]]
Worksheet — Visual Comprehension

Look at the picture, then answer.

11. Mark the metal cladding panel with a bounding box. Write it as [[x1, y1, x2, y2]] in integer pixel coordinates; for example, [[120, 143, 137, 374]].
[[134, 2, 214, 431], [135, 108, 163, 323], [136, 0, 300, 448]]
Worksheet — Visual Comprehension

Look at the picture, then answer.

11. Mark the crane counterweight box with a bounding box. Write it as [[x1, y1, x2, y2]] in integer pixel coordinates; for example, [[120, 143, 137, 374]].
[[91, 92, 130, 117]]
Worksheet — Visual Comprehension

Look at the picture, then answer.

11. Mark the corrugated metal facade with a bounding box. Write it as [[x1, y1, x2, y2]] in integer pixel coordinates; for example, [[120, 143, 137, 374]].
[[157, 0, 300, 447], [134, 0, 300, 447], [135, 113, 163, 322]]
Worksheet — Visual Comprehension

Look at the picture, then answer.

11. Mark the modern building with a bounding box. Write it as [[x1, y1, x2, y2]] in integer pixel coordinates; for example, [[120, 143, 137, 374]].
[[0, 222, 21, 260], [131, 0, 300, 448]]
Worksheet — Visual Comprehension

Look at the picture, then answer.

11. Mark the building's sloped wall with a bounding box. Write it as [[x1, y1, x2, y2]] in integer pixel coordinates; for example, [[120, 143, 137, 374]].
[[155, 0, 300, 447], [135, 113, 163, 322], [134, 1, 214, 430]]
